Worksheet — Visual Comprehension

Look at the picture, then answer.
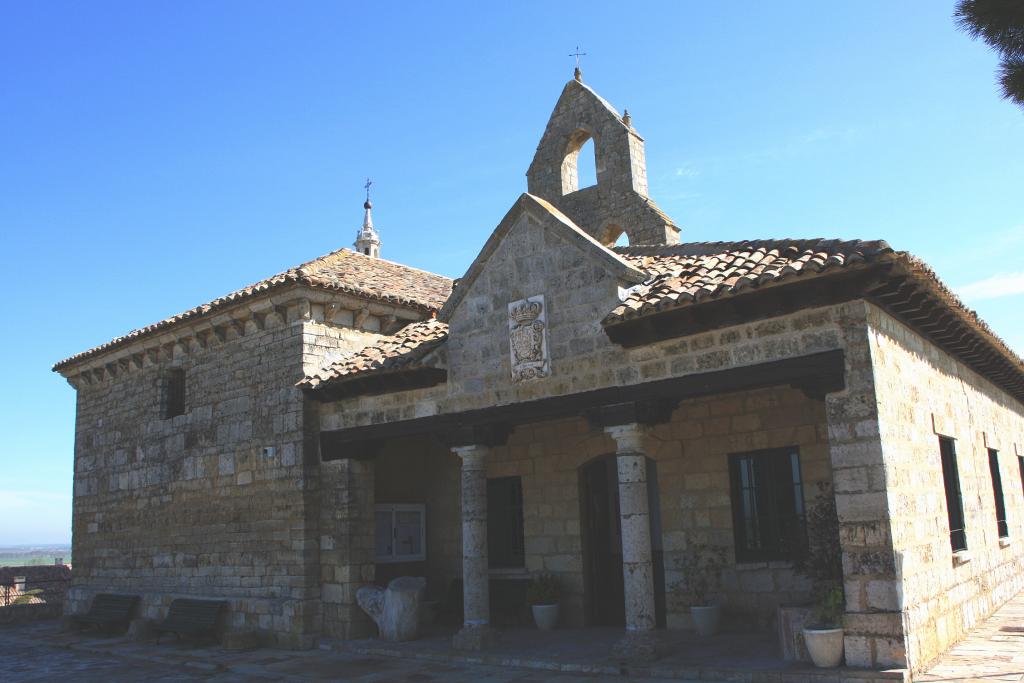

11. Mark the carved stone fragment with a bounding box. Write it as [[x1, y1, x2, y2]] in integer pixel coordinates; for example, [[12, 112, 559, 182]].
[[356, 576, 427, 642]]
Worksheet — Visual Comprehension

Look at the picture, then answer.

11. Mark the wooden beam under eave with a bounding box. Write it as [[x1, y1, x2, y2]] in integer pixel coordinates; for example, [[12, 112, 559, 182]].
[[318, 350, 847, 461]]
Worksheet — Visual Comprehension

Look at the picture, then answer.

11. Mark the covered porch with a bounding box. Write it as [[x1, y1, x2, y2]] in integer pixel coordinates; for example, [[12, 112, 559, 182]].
[[315, 348, 903, 671]]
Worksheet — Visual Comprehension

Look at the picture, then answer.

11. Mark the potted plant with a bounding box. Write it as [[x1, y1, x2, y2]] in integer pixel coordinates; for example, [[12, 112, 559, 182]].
[[675, 543, 727, 636], [794, 482, 846, 668], [527, 573, 561, 631], [802, 585, 845, 667]]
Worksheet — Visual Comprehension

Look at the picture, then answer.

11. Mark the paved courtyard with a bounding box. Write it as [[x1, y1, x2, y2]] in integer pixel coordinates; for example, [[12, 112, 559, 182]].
[[916, 590, 1024, 683], [1, 591, 1021, 682], [0, 621, 688, 683]]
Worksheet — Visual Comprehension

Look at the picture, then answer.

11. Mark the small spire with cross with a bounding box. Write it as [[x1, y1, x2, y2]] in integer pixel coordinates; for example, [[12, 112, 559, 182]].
[[355, 177, 381, 258], [570, 45, 587, 82]]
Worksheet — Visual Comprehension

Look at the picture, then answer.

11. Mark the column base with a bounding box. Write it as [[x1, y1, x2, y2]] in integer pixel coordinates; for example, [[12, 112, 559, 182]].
[[612, 630, 659, 661], [453, 623, 495, 651]]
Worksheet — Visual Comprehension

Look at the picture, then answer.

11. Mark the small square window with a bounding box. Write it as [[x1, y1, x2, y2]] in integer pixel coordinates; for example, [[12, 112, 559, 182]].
[[375, 504, 426, 563]]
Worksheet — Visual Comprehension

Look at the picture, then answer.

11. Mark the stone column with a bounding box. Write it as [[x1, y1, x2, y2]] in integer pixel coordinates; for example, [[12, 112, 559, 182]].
[[452, 443, 493, 650], [606, 423, 657, 658]]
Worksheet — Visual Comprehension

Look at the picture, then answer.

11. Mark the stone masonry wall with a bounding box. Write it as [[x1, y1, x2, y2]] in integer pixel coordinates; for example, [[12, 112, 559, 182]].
[[484, 385, 831, 630], [67, 311, 320, 648], [865, 304, 1024, 672], [373, 439, 462, 595], [63, 288, 409, 648]]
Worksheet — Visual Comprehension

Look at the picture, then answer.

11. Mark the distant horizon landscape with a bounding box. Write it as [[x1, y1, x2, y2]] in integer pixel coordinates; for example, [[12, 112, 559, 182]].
[[0, 544, 72, 567]]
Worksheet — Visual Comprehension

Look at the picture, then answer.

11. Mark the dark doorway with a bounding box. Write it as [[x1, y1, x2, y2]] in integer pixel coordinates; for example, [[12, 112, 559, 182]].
[[579, 454, 666, 627]]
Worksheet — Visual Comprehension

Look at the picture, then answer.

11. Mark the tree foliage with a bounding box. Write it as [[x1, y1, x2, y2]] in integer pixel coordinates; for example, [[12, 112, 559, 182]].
[[955, 0, 1024, 109], [672, 542, 728, 607]]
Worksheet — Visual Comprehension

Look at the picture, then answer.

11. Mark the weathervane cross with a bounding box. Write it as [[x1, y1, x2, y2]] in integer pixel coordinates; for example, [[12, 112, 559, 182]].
[[364, 177, 373, 202], [569, 45, 587, 69]]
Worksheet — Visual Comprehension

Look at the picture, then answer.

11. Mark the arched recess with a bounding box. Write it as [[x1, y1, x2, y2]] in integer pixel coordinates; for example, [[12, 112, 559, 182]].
[[578, 453, 666, 627], [560, 128, 599, 195]]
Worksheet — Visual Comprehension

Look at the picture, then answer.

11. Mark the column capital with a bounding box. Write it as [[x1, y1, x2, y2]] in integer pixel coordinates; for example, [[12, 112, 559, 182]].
[[452, 443, 489, 467], [605, 422, 649, 454]]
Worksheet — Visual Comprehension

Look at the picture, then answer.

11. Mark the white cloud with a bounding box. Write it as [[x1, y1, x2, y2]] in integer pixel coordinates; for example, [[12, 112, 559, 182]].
[[957, 272, 1024, 302], [674, 165, 700, 179]]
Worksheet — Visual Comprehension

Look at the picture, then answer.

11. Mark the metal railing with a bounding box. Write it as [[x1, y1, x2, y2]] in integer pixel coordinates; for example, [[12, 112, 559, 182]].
[[0, 578, 70, 608]]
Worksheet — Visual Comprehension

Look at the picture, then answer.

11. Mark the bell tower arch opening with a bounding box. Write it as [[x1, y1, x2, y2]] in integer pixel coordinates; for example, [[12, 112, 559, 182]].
[[525, 76, 680, 246], [595, 222, 629, 248], [562, 129, 598, 195]]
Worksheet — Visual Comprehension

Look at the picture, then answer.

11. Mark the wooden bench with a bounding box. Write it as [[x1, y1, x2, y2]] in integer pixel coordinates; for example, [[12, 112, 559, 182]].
[[72, 593, 139, 633], [154, 598, 227, 643]]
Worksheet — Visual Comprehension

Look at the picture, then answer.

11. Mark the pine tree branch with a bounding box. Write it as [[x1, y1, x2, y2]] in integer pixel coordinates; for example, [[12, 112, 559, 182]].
[[955, 0, 1024, 59], [999, 56, 1024, 106]]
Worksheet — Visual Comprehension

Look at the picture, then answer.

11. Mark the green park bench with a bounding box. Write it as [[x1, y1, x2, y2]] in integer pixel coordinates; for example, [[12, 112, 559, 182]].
[[72, 593, 139, 633], [154, 598, 228, 644]]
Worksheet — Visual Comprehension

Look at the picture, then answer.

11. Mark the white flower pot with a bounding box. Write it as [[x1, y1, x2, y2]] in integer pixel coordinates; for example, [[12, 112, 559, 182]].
[[690, 605, 721, 636], [803, 628, 844, 668], [531, 603, 559, 630]]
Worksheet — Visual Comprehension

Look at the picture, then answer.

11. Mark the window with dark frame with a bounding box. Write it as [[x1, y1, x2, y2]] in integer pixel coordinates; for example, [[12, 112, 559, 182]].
[[1019, 456, 1024, 502], [163, 368, 186, 419], [988, 449, 1009, 539], [727, 447, 807, 563], [939, 437, 968, 552], [487, 476, 525, 568]]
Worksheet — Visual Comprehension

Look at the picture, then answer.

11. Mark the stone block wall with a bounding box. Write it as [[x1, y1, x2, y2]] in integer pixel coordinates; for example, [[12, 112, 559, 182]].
[[372, 440, 462, 595], [865, 304, 1024, 672], [68, 313, 319, 647], [482, 385, 831, 630], [62, 286, 417, 647], [319, 457, 375, 639], [649, 386, 830, 629]]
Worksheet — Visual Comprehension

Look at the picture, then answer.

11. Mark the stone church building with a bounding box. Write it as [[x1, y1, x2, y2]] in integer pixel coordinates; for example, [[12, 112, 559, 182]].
[[54, 72, 1024, 675]]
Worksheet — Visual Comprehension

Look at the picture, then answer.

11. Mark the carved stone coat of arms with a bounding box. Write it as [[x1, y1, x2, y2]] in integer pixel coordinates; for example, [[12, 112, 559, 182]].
[[508, 295, 550, 382]]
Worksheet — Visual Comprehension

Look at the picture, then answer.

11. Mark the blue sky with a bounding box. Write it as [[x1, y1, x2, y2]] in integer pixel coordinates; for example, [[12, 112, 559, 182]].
[[2, 1, 1022, 545]]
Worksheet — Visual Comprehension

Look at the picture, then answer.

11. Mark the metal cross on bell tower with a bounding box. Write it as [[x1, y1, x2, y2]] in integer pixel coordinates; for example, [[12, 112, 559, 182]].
[[570, 46, 587, 82]]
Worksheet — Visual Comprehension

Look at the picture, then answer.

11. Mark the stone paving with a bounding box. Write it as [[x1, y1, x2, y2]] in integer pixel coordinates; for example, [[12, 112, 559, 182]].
[[0, 621, 689, 683], [3, 594, 1023, 683], [916, 591, 1024, 683]]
